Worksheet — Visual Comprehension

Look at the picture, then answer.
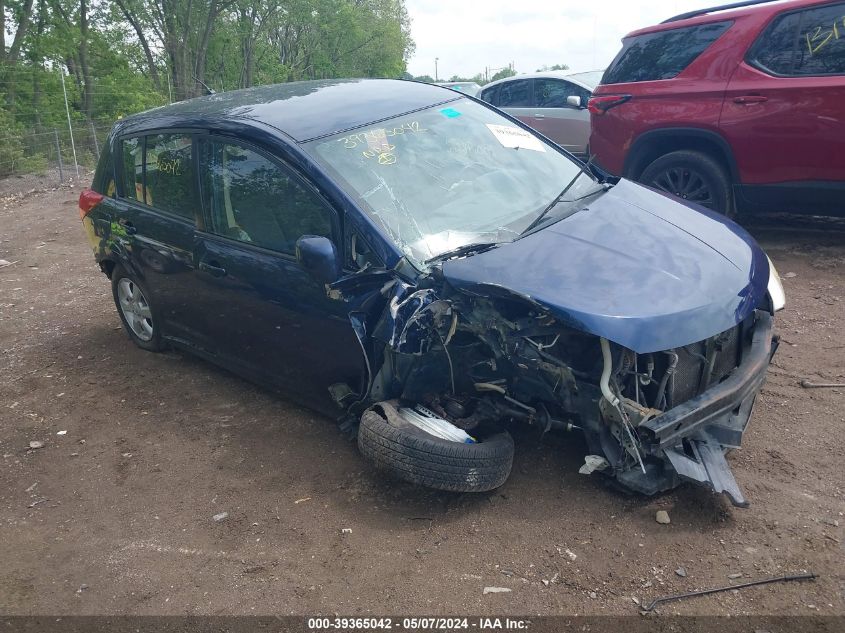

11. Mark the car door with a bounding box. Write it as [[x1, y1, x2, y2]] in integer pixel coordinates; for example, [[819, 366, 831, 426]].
[[111, 132, 206, 345], [492, 78, 535, 126], [192, 135, 365, 410], [531, 78, 592, 156], [721, 1, 845, 212]]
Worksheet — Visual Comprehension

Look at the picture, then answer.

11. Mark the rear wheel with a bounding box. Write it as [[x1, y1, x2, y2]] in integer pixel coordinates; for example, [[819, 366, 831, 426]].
[[111, 265, 165, 352], [358, 409, 514, 492], [639, 150, 734, 217]]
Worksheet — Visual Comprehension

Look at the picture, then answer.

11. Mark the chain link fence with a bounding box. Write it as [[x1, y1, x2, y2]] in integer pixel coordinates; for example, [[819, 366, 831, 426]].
[[0, 118, 114, 183]]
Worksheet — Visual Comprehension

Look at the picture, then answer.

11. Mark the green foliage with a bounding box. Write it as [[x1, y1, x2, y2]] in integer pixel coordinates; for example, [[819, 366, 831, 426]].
[[0, 109, 27, 177], [490, 67, 517, 82], [536, 63, 570, 72], [0, 0, 415, 177], [447, 74, 484, 84]]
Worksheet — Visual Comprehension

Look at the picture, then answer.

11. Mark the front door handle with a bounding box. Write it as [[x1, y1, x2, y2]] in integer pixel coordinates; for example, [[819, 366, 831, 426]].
[[199, 261, 227, 277], [534, 113, 545, 118], [733, 95, 768, 104]]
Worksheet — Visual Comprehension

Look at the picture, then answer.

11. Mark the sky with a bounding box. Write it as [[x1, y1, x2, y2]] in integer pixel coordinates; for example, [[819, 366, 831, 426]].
[[404, 0, 712, 80]]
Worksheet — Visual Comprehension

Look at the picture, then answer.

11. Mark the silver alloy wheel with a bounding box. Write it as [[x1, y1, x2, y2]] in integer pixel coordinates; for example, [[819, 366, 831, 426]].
[[117, 278, 154, 341]]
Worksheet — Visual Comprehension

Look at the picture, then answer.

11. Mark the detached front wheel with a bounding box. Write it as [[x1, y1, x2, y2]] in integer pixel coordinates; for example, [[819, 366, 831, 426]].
[[358, 408, 514, 492], [639, 150, 734, 216]]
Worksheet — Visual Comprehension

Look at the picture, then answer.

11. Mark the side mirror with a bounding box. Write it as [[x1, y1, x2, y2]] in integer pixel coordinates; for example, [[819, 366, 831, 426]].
[[295, 235, 340, 285], [566, 95, 582, 108]]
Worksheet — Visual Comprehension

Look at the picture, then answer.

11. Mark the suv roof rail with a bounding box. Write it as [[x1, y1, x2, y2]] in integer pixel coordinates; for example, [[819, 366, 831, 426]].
[[661, 0, 782, 23]]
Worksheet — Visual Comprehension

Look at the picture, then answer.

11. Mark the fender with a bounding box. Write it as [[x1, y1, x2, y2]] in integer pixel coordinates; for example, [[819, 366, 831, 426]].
[[624, 127, 741, 183]]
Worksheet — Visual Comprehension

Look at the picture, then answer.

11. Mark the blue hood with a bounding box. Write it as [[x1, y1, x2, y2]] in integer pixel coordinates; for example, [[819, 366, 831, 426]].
[[442, 180, 769, 353]]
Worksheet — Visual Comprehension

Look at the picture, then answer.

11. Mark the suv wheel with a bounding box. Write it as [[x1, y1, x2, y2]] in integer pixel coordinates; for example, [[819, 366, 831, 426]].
[[639, 150, 733, 216], [111, 265, 165, 351]]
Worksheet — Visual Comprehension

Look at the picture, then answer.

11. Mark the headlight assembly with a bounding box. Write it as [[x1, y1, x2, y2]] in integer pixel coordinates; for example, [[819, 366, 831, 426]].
[[766, 255, 786, 312]]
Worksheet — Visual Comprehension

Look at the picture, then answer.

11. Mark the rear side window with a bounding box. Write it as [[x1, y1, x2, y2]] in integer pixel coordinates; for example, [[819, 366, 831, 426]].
[[603, 21, 732, 83], [497, 79, 532, 107], [144, 134, 195, 219], [119, 133, 196, 219], [199, 139, 332, 254], [749, 3, 845, 76]]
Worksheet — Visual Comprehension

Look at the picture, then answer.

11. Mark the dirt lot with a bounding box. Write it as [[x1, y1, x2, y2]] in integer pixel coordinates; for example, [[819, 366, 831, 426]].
[[0, 180, 843, 616]]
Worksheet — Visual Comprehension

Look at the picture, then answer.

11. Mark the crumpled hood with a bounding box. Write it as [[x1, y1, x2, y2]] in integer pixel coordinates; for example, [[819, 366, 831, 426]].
[[442, 179, 769, 353]]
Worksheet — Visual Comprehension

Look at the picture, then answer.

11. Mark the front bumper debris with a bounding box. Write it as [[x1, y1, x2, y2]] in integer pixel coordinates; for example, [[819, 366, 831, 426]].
[[642, 311, 778, 506]]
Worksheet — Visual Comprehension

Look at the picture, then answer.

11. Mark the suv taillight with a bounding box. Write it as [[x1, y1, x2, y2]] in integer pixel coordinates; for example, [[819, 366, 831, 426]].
[[78, 189, 104, 219], [588, 94, 632, 115]]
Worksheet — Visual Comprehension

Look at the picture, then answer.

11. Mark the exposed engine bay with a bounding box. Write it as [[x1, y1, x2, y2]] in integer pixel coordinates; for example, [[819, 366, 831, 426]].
[[343, 269, 778, 507]]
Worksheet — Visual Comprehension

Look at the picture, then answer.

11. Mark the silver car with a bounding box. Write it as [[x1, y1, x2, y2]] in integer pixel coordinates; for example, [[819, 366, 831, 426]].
[[435, 81, 482, 97], [479, 71, 603, 158]]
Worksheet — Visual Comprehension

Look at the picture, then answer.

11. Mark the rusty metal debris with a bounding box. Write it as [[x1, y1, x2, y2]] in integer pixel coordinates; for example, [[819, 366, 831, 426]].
[[800, 379, 845, 389], [641, 572, 816, 612]]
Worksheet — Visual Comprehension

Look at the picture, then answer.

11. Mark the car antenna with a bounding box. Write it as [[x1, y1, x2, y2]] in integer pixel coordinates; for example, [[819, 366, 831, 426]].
[[194, 76, 216, 95]]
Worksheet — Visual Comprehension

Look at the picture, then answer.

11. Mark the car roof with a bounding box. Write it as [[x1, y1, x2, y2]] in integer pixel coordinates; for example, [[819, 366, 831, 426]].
[[482, 70, 600, 92], [627, 0, 833, 37], [116, 79, 461, 143]]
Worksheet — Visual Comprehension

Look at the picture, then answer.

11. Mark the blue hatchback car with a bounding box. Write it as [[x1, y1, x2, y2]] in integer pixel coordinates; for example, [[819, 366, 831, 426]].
[[80, 79, 785, 506]]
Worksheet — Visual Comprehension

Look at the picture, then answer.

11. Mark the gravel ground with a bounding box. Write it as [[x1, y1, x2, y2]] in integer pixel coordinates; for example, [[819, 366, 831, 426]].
[[0, 183, 842, 616]]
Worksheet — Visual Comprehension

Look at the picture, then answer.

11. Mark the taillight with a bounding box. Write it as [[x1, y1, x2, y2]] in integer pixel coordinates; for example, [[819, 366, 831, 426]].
[[78, 188, 104, 219], [588, 94, 632, 115]]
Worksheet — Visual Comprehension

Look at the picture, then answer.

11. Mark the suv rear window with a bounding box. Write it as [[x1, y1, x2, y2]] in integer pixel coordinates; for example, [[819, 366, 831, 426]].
[[603, 21, 732, 84], [749, 2, 845, 76]]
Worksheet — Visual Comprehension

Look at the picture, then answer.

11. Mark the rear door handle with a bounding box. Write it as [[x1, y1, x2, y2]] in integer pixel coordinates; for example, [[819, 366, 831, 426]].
[[199, 261, 227, 277], [534, 113, 545, 118], [118, 219, 137, 234], [733, 95, 768, 104]]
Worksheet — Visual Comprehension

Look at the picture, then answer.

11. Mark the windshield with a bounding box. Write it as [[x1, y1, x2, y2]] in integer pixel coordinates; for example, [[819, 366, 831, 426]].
[[566, 71, 604, 89], [305, 98, 597, 268]]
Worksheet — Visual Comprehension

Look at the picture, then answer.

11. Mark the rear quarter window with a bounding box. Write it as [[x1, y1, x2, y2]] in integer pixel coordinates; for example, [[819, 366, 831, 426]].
[[92, 138, 115, 196], [479, 84, 499, 105], [749, 2, 845, 76], [603, 20, 733, 84]]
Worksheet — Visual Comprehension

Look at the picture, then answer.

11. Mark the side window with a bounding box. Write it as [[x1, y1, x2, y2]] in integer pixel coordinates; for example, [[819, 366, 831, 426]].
[[497, 79, 532, 107], [603, 21, 733, 83], [200, 140, 332, 254], [121, 137, 143, 201], [479, 85, 499, 105], [750, 3, 845, 76], [144, 133, 195, 218], [534, 79, 581, 107]]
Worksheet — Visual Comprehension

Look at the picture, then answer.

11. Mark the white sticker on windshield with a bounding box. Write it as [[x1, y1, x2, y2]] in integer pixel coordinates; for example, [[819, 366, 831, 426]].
[[485, 124, 546, 152]]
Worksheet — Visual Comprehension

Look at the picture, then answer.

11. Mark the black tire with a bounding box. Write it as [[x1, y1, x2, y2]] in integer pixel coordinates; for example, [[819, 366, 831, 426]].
[[111, 264, 165, 352], [639, 150, 734, 216], [358, 410, 514, 492]]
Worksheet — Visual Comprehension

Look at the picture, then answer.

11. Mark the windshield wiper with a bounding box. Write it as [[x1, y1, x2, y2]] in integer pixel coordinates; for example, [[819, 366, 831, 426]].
[[520, 155, 598, 236], [424, 241, 499, 265]]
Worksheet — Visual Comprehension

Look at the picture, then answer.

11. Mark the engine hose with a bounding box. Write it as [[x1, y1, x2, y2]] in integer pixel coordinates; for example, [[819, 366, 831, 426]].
[[656, 350, 679, 410], [599, 338, 620, 407]]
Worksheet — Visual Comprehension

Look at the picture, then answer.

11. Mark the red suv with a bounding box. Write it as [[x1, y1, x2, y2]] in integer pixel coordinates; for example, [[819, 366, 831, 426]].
[[589, 0, 845, 216]]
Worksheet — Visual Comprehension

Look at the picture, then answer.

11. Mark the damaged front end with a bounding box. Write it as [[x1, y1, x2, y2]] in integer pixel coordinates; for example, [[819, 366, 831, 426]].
[[350, 271, 777, 507]]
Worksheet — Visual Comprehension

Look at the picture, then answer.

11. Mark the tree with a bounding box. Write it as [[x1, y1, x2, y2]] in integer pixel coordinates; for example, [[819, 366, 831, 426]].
[[0, 0, 416, 176], [536, 63, 569, 72], [490, 67, 516, 82]]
